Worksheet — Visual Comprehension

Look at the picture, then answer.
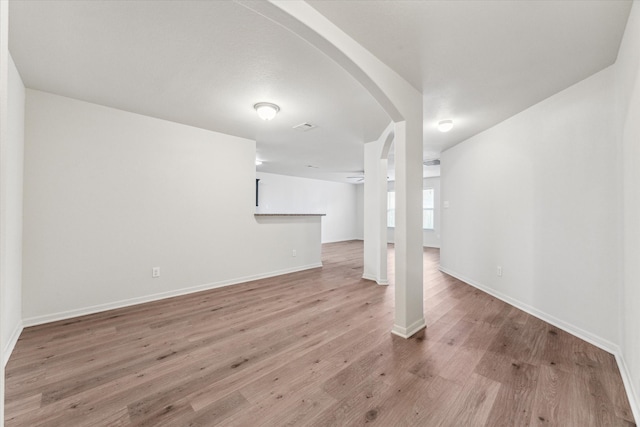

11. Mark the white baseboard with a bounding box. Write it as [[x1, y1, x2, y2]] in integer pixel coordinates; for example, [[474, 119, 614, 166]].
[[322, 237, 361, 244], [362, 273, 388, 285], [362, 273, 376, 282], [386, 241, 441, 249], [4, 321, 24, 367], [391, 317, 426, 339], [439, 266, 640, 422], [439, 266, 618, 352], [614, 350, 640, 424], [23, 262, 323, 328]]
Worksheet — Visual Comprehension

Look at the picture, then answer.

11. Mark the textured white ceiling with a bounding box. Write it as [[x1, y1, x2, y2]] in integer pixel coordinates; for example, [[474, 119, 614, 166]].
[[8, 0, 633, 183], [8, 0, 389, 181], [308, 0, 632, 161]]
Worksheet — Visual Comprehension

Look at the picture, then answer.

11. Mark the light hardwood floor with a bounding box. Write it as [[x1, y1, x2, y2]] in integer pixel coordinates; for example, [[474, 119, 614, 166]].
[[5, 241, 636, 426]]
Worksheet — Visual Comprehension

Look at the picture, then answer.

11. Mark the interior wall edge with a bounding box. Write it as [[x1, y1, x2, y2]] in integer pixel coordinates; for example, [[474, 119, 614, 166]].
[[615, 351, 640, 425], [3, 322, 23, 368], [439, 264, 639, 419], [321, 237, 361, 244], [438, 266, 619, 354], [21, 262, 322, 329]]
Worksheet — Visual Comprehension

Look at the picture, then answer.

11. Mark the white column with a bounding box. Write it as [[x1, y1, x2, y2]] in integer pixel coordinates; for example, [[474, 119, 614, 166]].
[[376, 156, 388, 285], [390, 118, 426, 338], [241, 0, 426, 338], [363, 125, 392, 285]]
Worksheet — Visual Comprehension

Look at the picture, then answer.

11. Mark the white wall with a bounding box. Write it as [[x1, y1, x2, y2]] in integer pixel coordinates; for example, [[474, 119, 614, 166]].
[[355, 183, 364, 240], [440, 66, 620, 349], [22, 90, 322, 324], [256, 172, 359, 243], [617, 0, 640, 418], [2, 54, 25, 364], [387, 177, 441, 248], [0, 1, 9, 421]]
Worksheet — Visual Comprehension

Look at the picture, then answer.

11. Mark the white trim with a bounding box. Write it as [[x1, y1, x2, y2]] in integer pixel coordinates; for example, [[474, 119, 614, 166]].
[[3, 321, 23, 367], [321, 237, 361, 244], [439, 266, 640, 423], [362, 273, 388, 286], [439, 266, 618, 352], [362, 273, 377, 282], [391, 317, 426, 339], [614, 351, 640, 424], [23, 263, 323, 328]]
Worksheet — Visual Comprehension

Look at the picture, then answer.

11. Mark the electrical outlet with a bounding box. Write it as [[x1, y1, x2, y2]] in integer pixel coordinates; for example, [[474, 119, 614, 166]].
[[497, 266, 503, 277], [292, 249, 297, 257], [152, 267, 160, 278]]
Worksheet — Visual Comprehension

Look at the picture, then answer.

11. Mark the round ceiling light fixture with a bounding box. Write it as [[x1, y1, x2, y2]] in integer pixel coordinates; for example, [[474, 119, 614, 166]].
[[437, 119, 454, 133], [254, 102, 280, 121], [255, 159, 263, 166]]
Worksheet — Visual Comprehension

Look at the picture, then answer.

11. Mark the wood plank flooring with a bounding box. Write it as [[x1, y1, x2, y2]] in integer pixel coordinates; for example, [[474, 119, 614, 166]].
[[5, 241, 636, 426]]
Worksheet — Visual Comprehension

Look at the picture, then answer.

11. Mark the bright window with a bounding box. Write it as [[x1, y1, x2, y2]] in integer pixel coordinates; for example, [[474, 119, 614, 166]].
[[387, 191, 396, 228], [423, 188, 434, 230], [387, 189, 434, 230]]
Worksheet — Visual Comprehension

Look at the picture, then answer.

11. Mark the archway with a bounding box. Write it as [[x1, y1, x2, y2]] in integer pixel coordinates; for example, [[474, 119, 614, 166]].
[[238, 0, 426, 338]]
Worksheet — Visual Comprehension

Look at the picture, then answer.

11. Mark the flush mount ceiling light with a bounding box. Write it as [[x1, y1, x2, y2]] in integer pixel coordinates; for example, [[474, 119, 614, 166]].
[[254, 102, 280, 121], [437, 119, 454, 133], [255, 160, 263, 166]]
